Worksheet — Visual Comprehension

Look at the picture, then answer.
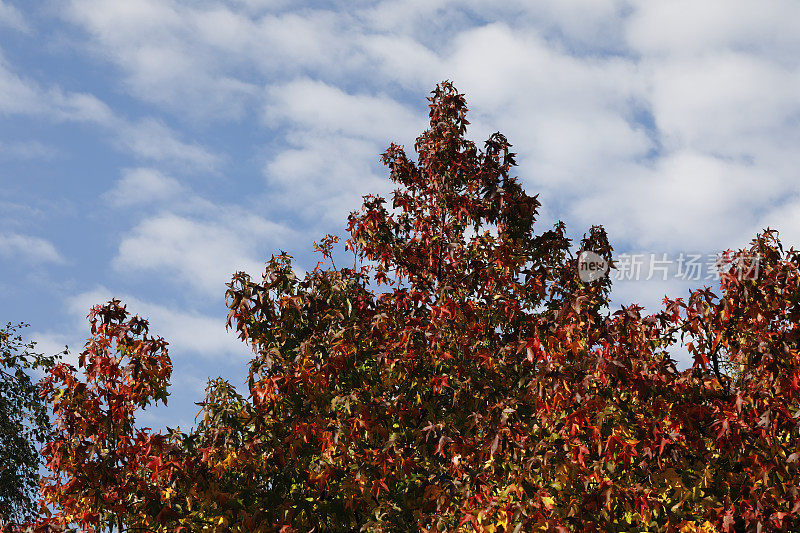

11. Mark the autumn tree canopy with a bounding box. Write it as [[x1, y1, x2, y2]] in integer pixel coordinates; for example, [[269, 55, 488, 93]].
[[16, 82, 800, 533]]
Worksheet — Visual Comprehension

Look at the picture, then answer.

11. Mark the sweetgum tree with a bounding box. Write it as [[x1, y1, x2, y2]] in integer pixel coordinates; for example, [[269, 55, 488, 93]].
[[17, 83, 800, 532]]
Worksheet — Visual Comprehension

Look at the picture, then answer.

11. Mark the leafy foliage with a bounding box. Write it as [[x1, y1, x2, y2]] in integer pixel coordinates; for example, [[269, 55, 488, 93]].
[[31, 300, 176, 532], [12, 83, 800, 532], [0, 324, 58, 527]]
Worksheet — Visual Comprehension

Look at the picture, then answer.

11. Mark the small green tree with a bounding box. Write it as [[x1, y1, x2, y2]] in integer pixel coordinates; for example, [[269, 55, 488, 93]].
[[0, 324, 59, 527]]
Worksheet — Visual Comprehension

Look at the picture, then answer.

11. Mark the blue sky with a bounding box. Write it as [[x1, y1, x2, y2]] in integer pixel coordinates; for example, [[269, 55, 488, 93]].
[[2, 0, 799, 429]]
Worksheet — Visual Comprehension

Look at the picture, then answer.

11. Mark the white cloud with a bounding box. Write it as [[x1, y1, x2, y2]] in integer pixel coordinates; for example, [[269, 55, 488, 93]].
[[356, 34, 441, 89], [30, 332, 77, 367], [227, 0, 291, 10], [265, 79, 425, 143], [50, 90, 117, 124], [61, 0, 354, 119], [265, 134, 391, 224], [648, 53, 800, 157], [104, 167, 185, 206], [0, 140, 58, 160], [114, 211, 291, 297], [23, 0, 800, 368], [611, 275, 697, 314], [0, 1, 28, 32], [0, 58, 52, 115], [55, 0, 799, 206], [0, 232, 63, 264], [512, 0, 629, 50], [756, 198, 800, 251], [426, 22, 652, 204], [0, 56, 115, 122], [627, 0, 800, 62], [362, 0, 629, 54], [571, 150, 790, 252], [262, 80, 427, 224], [64, 287, 251, 360], [362, 0, 458, 39], [117, 118, 220, 171], [0, 53, 217, 170]]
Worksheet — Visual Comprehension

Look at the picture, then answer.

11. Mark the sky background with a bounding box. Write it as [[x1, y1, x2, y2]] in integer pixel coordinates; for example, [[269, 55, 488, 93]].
[[1, 0, 799, 430]]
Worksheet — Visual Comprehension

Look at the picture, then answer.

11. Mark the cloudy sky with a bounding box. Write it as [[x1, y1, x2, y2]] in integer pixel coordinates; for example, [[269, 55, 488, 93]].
[[2, 0, 799, 428]]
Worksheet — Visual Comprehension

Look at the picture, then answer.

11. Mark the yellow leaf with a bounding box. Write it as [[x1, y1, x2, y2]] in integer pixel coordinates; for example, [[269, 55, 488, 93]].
[[679, 521, 717, 533], [542, 496, 555, 510]]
